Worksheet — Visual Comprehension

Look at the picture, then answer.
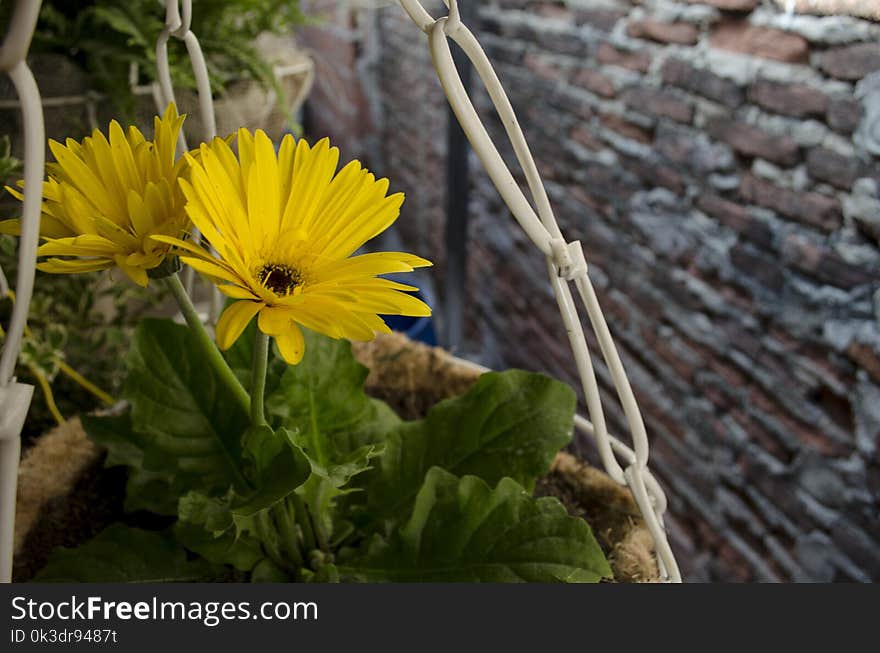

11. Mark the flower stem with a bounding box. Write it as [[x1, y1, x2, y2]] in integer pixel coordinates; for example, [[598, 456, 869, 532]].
[[164, 273, 249, 414], [251, 331, 269, 427]]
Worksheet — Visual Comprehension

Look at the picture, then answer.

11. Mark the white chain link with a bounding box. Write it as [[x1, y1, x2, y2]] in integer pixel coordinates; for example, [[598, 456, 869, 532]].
[[0, 0, 681, 583], [0, 0, 45, 583], [398, 0, 681, 582], [154, 0, 221, 320]]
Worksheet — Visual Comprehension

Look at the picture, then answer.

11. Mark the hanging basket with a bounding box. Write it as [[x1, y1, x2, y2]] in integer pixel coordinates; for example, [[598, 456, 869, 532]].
[[13, 333, 659, 583]]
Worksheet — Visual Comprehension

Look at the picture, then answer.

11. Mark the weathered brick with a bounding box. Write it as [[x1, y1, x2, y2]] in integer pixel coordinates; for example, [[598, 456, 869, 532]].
[[730, 243, 786, 290], [688, 0, 757, 9], [570, 124, 603, 151], [782, 233, 876, 289], [627, 19, 700, 46], [847, 342, 880, 384], [827, 96, 862, 134], [697, 193, 774, 249], [661, 58, 744, 108], [621, 87, 694, 124], [570, 68, 616, 98], [655, 123, 735, 174], [820, 43, 880, 81], [741, 174, 841, 233], [710, 21, 809, 64], [806, 147, 863, 190], [598, 112, 653, 143], [596, 43, 650, 72], [748, 79, 828, 119], [706, 118, 800, 167], [573, 8, 625, 32], [621, 156, 686, 195], [523, 53, 564, 80]]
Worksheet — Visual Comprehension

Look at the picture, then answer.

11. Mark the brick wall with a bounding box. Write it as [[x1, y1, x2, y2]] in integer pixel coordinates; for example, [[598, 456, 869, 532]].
[[302, 0, 880, 581]]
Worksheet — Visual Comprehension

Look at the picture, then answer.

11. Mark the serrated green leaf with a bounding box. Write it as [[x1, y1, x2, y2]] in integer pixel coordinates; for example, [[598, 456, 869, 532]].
[[233, 427, 311, 517], [266, 331, 400, 465], [338, 468, 611, 583], [34, 524, 222, 582], [124, 319, 251, 495], [264, 331, 400, 543], [175, 492, 265, 573], [353, 370, 576, 527]]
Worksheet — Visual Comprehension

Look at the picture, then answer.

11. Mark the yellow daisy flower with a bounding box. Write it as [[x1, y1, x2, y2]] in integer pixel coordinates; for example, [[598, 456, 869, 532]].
[[1, 104, 189, 286], [153, 130, 432, 364]]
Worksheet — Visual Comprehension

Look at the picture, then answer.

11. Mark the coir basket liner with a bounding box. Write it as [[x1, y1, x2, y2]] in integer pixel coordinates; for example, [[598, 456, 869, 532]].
[[13, 333, 659, 582]]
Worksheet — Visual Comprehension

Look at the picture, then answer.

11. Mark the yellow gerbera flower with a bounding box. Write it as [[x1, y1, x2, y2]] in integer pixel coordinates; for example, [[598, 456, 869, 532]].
[[1, 104, 189, 286], [152, 130, 432, 364]]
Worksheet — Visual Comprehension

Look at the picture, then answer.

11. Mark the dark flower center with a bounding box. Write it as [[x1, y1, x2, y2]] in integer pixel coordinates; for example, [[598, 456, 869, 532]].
[[258, 263, 302, 296]]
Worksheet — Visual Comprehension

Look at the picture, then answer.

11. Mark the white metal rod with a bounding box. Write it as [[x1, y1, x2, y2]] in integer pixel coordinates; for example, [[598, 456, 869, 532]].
[[0, 0, 46, 583]]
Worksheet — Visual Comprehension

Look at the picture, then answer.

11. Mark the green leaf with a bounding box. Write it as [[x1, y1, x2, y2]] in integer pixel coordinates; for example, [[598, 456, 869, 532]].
[[338, 468, 611, 583], [176, 492, 265, 573], [82, 410, 178, 515], [233, 426, 311, 517], [266, 330, 400, 465], [34, 524, 222, 582], [354, 370, 576, 527], [265, 332, 400, 540], [124, 319, 251, 495]]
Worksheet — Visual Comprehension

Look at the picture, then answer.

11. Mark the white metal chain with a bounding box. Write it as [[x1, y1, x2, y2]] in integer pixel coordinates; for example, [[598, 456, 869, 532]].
[[154, 0, 221, 320], [398, 0, 681, 582], [0, 0, 45, 583], [0, 0, 680, 583]]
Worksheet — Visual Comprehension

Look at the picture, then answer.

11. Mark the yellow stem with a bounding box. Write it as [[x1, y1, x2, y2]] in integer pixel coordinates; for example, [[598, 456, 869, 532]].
[[29, 364, 64, 426], [57, 361, 115, 406]]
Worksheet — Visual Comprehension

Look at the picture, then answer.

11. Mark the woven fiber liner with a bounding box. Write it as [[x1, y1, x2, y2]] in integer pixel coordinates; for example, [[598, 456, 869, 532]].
[[14, 333, 658, 582]]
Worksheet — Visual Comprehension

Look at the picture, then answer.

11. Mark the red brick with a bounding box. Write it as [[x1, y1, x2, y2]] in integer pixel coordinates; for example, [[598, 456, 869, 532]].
[[697, 194, 774, 249], [741, 174, 841, 233], [570, 125, 604, 151], [524, 53, 563, 80], [574, 9, 625, 32], [782, 233, 876, 289], [596, 43, 651, 72], [806, 147, 863, 190], [689, 0, 757, 9], [661, 58, 744, 108], [570, 68, 616, 98], [820, 43, 880, 81], [827, 96, 862, 134], [748, 80, 828, 119], [706, 118, 800, 166], [622, 87, 694, 123], [847, 342, 880, 384], [710, 21, 809, 64], [627, 19, 700, 46], [598, 112, 653, 143], [621, 156, 685, 195]]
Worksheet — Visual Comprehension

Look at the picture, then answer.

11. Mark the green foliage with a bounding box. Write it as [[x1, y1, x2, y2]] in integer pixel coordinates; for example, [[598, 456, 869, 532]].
[[33, 524, 222, 582], [2, 0, 308, 117], [0, 235, 166, 441], [123, 319, 252, 494], [337, 469, 612, 582], [43, 320, 611, 583]]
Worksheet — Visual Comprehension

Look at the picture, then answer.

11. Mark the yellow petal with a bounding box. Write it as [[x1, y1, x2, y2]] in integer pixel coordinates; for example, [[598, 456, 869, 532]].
[[257, 305, 296, 335], [180, 256, 244, 286], [38, 258, 114, 274], [215, 300, 263, 350], [217, 284, 258, 300], [274, 323, 305, 364]]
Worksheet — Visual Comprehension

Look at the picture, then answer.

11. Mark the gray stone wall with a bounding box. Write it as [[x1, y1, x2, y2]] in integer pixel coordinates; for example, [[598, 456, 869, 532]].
[[302, 0, 880, 581]]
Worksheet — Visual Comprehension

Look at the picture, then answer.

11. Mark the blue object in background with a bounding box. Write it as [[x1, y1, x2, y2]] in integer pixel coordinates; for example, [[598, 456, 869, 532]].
[[381, 277, 437, 346]]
